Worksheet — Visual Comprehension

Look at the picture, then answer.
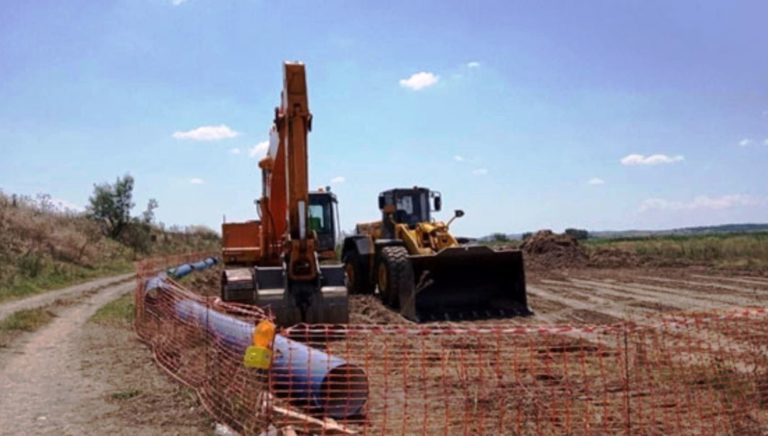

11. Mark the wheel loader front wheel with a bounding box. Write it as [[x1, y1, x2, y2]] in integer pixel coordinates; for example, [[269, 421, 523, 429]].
[[377, 246, 414, 310], [344, 253, 375, 295]]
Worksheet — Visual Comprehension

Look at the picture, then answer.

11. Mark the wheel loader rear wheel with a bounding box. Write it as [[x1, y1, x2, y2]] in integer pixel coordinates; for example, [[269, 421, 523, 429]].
[[377, 246, 414, 310]]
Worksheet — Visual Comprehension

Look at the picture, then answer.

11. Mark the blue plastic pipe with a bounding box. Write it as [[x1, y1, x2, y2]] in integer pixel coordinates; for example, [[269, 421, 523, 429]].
[[173, 299, 368, 418], [166, 257, 218, 279]]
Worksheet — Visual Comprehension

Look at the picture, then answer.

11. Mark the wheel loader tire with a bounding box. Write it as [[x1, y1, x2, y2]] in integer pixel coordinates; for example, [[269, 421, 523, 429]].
[[377, 246, 414, 310], [344, 252, 374, 295]]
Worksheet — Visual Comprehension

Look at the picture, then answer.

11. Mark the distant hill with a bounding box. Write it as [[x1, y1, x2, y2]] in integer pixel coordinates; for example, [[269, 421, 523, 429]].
[[589, 223, 768, 239], [480, 223, 768, 242]]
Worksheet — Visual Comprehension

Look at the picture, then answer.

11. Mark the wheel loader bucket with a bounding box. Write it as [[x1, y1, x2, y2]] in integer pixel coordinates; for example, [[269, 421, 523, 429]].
[[402, 246, 530, 322]]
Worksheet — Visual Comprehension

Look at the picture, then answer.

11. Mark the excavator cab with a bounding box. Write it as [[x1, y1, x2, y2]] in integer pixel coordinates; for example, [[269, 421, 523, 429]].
[[309, 191, 339, 260]]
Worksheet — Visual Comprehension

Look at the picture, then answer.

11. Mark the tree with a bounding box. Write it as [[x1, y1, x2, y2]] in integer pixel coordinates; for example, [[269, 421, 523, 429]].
[[564, 228, 589, 240], [489, 233, 510, 242], [142, 198, 158, 224], [87, 174, 135, 238]]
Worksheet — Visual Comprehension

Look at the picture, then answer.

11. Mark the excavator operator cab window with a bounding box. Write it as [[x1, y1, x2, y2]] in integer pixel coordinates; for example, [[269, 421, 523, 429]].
[[308, 192, 337, 253]]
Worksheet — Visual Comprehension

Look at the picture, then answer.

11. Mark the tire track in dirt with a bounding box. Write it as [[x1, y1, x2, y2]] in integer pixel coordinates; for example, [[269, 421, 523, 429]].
[[638, 276, 768, 298], [545, 279, 724, 311], [527, 285, 631, 323], [567, 279, 755, 309], [0, 281, 134, 435], [688, 274, 768, 287], [539, 280, 683, 312]]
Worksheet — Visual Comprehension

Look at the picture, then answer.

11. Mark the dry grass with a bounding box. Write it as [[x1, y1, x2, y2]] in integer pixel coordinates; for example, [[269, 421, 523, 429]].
[[90, 292, 134, 326], [0, 307, 56, 347], [0, 191, 220, 302], [587, 232, 768, 271]]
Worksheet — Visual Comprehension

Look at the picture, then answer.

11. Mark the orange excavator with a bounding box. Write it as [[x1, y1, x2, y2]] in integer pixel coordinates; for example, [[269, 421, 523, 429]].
[[220, 62, 348, 326]]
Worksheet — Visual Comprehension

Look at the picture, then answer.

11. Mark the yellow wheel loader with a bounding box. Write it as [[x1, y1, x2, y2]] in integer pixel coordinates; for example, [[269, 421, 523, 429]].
[[342, 187, 530, 322]]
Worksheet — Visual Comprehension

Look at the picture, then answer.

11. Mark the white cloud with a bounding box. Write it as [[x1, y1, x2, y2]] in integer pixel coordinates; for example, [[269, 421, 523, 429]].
[[764, 138, 768, 146], [620, 153, 684, 166], [330, 176, 346, 184], [51, 198, 84, 213], [189, 178, 205, 185], [171, 0, 188, 5], [472, 168, 488, 176], [229, 147, 241, 155], [399, 72, 439, 91], [587, 177, 605, 185], [453, 155, 464, 162], [248, 141, 269, 158], [467, 61, 480, 68], [173, 125, 239, 141], [639, 194, 762, 212], [738, 138, 752, 147]]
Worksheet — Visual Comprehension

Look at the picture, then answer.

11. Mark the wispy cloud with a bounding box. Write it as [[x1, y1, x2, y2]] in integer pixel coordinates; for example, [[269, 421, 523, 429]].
[[399, 72, 439, 91], [173, 125, 239, 141], [738, 138, 752, 147], [189, 178, 205, 185], [587, 177, 605, 185], [620, 153, 684, 166], [248, 141, 269, 158], [467, 61, 480, 68], [229, 147, 241, 155], [51, 197, 84, 213], [453, 155, 464, 162], [639, 194, 762, 212], [472, 168, 488, 176], [330, 176, 346, 184], [171, 0, 188, 6]]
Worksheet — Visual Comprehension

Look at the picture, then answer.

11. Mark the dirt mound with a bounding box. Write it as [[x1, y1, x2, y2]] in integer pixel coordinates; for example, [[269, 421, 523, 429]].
[[588, 246, 643, 268], [520, 230, 588, 269]]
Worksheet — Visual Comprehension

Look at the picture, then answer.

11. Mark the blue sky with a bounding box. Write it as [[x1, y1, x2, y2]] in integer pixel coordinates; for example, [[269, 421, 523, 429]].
[[1, 0, 767, 236]]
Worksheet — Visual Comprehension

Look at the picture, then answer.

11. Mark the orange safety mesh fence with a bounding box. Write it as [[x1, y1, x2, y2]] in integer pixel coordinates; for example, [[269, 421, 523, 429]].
[[135, 259, 768, 435]]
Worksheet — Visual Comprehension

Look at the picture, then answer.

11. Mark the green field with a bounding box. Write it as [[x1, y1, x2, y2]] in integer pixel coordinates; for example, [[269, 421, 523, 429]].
[[586, 231, 768, 270]]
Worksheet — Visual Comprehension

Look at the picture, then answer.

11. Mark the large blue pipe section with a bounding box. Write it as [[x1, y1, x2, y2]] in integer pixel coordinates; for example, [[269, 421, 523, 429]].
[[143, 259, 367, 419], [166, 257, 218, 279], [174, 299, 368, 418]]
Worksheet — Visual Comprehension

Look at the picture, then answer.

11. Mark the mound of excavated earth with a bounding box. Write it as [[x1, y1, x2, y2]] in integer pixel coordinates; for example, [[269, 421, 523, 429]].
[[520, 230, 589, 269]]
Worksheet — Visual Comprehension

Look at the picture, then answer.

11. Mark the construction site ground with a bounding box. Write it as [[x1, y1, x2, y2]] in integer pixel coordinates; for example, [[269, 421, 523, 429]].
[[181, 262, 768, 433], [1, 254, 767, 434]]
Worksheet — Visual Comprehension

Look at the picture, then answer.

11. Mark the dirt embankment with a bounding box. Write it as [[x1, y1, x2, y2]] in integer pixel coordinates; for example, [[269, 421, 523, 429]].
[[519, 230, 589, 269], [519, 230, 645, 270]]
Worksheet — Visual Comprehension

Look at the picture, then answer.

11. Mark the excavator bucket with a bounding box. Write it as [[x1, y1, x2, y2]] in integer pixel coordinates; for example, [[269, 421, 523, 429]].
[[402, 246, 530, 322]]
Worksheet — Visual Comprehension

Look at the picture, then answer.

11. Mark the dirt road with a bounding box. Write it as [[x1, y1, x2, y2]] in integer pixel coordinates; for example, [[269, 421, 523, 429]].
[[0, 276, 209, 435], [0, 273, 134, 322]]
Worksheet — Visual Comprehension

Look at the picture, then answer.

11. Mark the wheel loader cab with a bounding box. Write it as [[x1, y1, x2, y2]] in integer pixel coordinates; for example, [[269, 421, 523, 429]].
[[378, 187, 440, 238], [308, 191, 338, 256]]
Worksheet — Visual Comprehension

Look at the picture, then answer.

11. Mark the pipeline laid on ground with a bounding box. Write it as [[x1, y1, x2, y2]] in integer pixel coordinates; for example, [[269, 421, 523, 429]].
[[143, 259, 368, 419], [166, 256, 218, 279]]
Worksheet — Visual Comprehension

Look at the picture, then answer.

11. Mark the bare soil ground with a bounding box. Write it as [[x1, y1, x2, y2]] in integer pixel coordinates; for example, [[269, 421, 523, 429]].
[[4, 261, 767, 435], [0, 277, 211, 435]]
